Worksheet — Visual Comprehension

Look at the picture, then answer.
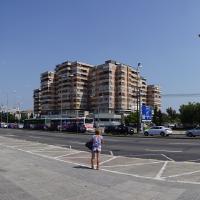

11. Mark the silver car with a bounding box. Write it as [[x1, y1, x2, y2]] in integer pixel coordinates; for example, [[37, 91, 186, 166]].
[[144, 126, 173, 137], [186, 127, 200, 137]]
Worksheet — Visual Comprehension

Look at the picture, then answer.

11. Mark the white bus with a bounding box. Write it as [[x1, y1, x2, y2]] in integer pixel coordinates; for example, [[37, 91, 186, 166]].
[[50, 117, 95, 132]]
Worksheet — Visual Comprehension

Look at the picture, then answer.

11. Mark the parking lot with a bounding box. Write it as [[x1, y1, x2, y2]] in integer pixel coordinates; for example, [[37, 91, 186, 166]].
[[1, 134, 200, 186]]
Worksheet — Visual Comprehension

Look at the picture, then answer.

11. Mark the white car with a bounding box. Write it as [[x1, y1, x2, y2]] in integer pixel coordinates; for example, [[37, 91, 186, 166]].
[[0, 123, 8, 128], [144, 126, 173, 137], [186, 127, 200, 137]]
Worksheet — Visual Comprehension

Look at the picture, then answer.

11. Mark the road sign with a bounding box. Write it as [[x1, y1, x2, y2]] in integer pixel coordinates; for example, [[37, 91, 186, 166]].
[[141, 105, 152, 121]]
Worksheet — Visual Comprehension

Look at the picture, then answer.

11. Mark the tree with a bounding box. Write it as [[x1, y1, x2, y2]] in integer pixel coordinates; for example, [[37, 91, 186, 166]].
[[166, 107, 177, 122], [124, 112, 137, 125], [179, 102, 200, 127], [152, 108, 163, 125]]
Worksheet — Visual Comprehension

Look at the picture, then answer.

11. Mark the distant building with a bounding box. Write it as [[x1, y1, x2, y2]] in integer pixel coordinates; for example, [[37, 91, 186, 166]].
[[147, 85, 161, 110], [33, 88, 41, 116], [33, 59, 161, 117], [40, 71, 55, 115]]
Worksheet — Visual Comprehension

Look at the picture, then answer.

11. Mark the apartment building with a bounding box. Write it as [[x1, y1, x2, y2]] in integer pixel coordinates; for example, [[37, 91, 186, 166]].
[[33, 59, 161, 116], [147, 85, 161, 110], [54, 60, 93, 117], [89, 60, 147, 114], [33, 88, 41, 116], [40, 71, 55, 115]]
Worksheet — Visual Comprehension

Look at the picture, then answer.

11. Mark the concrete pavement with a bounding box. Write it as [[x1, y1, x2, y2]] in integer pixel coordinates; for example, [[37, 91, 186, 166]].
[[0, 135, 200, 199]]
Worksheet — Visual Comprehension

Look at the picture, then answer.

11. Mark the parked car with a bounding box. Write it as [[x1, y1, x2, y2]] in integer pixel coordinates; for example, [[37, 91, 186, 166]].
[[8, 123, 18, 129], [18, 123, 24, 129], [144, 126, 173, 137], [104, 125, 134, 135], [185, 127, 200, 137], [0, 122, 8, 128]]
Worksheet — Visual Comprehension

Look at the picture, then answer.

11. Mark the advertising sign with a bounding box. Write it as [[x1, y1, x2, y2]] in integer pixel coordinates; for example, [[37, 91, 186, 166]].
[[141, 105, 152, 121]]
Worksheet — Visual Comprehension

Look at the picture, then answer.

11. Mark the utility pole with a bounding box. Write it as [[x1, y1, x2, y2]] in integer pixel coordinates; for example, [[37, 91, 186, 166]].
[[136, 63, 142, 133]]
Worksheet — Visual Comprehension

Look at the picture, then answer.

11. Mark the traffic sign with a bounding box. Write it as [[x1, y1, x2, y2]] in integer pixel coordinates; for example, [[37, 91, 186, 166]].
[[141, 105, 152, 121]]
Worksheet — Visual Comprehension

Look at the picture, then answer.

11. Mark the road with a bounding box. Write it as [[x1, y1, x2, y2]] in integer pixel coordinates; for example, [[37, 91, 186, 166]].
[[0, 128, 200, 162]]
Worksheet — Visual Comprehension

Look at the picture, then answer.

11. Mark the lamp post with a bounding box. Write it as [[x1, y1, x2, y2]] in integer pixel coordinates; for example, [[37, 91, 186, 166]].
[[0, 105, 2, 123], [136, 63, 142, 133], [6, 93, 8, 128]]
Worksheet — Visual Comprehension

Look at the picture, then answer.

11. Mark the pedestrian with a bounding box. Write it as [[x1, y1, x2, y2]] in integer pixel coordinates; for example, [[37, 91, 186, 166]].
[[91, 129, 103, 170]]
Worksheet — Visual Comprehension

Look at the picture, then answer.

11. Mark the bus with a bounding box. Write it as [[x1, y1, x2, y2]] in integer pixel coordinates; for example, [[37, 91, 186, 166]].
[[50, 117, 94, 132], [24, 118, 48, 130], [24, 117, 94, 133]]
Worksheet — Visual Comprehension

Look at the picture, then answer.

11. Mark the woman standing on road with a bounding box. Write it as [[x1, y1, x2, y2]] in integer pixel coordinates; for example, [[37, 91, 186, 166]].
[[91, 129, 103, 170]]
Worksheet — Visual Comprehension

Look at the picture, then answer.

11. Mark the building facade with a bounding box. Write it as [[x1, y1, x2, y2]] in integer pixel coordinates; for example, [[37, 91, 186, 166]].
[[147, 85, 161, 110], [40, 71, 55, 115], [54, 61, 93, 117], [33, 88, 41, 116], [89, 60, 147, 114], [33, 60, 161, 117]]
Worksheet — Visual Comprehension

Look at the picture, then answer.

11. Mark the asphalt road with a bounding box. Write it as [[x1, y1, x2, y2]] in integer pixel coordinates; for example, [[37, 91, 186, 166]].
[[0, 128, 200, 163]]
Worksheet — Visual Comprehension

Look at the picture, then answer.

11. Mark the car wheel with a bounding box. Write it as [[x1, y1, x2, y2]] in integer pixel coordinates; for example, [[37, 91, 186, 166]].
[[144, 132, 149, 136], [160, 132, 165, 137], [187, 132, 193, 137]]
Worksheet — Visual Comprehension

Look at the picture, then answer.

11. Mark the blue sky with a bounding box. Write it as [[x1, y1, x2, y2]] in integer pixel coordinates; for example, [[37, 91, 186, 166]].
[[1, 0, 200, 112]]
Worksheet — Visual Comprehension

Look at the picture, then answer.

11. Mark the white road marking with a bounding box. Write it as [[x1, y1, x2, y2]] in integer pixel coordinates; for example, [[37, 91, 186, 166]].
[[169, 142, 199, 145], [161, 154, 174, 161], [127, 153, 162, 157], [155, 161, 168, 180], [102, 168, 155, 180], [54, 151, 82, 159], [145, 149, 182, 153], [102, 161, 164, 168], [100, 156, 117, 165], [163, 169, 200, 179]]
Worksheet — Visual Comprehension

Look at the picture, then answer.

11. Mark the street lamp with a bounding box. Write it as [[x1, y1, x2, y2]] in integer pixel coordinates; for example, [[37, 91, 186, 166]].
[[6, 93, 9, 128], [136, 63, 142, 133], [0, 104, 2, 123]]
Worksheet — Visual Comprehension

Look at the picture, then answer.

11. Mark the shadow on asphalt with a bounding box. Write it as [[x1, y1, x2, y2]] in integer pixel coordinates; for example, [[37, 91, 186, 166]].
[[73, 165, 91, 170]]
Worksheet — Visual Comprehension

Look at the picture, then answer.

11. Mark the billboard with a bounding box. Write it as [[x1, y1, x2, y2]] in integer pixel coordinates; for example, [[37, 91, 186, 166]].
[[141, 105, 152, 121]]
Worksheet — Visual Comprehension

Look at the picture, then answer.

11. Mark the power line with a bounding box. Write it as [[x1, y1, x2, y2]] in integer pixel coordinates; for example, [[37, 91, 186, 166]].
[[162, 93, 200, 97]]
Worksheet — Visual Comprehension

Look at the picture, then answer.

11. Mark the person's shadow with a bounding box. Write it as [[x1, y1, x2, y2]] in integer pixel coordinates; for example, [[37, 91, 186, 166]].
[[73, 165, 91, 170]]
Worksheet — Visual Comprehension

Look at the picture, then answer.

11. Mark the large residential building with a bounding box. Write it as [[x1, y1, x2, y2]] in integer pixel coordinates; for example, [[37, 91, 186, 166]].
[[54, 61, 93, 117], [89, 60, 147, 114], [33, 88, 41, 116], [147, 85, 161, 110], [40, 71, 55, 115], [33, 59, 161, 117]]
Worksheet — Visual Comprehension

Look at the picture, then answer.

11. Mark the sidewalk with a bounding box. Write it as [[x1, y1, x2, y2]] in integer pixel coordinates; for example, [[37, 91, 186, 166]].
[[0, 135, 199, 200]]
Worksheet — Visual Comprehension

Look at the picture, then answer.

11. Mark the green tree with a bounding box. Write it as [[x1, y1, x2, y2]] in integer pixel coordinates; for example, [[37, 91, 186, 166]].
[[152, 108, 163, 125], [179, 102, 200, 127], [124, 112, 137, 125], [166, 107, 177, 122]]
